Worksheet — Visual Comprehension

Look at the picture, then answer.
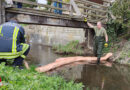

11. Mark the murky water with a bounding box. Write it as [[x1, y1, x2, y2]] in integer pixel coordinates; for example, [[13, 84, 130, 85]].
[[53, 64, 130, 90], [27, 43, 60, 66], [27, 44, 130, 90]]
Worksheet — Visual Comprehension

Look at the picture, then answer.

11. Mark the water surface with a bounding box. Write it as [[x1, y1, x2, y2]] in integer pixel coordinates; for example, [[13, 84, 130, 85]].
[[27, 44, 130, 90]]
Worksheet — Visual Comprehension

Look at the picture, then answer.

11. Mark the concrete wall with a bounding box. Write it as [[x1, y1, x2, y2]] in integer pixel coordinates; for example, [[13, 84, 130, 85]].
[[23, 25, 86, 46]]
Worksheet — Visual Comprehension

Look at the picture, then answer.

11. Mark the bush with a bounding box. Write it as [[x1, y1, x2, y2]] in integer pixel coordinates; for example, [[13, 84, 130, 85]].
[[107, 0, 130, 39], [0, 63, 83, 90]]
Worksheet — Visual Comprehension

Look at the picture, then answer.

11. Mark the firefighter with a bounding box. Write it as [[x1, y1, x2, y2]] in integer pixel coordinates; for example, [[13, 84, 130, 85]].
[[0, 17, 30, 69], [87, 21, 108, 64]]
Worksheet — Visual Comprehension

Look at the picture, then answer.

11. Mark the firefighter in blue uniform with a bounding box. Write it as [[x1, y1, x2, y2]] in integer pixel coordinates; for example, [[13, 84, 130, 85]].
[[0, 17, 30, 69]]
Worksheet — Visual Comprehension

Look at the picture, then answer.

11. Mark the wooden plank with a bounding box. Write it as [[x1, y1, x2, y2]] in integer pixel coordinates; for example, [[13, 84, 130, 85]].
[[6, 10, 70, 20], [74, 18, 106, 24], [72, 16, 106, 23], [75, 0, 108, 8], [6, 7, 107, 23], [102, 0, 111, 3], [69, 2, 73, 16], [6, 8, 70, 19], [77, 4, 107, 13], [70, 0, 81, 16], [83, 12, 107, 18], [7, 10, 105, 24], [6, 8, 107, 23], [6, 13, 89, 28], [12, 0, 68, 11]]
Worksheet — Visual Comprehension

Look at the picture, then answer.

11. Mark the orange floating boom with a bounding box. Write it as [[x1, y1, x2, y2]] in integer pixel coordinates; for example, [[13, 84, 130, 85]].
[[36, 53, 113, 73]]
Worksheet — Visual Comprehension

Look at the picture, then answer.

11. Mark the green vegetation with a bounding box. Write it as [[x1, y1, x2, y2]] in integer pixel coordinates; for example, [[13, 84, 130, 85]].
[[103, 0, 130, 54], [0, 63, 83, 90], [110, 0, 130, 29], [52, 40, 84, 55], [107, 0, 130, 40]]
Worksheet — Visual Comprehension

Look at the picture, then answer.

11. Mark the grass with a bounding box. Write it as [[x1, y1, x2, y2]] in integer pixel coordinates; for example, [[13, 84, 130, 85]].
[[0, 63, 83, 90], [52, 40, 84, 55]]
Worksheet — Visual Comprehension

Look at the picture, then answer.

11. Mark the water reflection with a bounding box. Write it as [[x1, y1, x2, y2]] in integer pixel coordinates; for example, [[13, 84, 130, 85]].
[[27, 44, 130, 90], [53, 64, 130, 90], [27, 43, 60, 66]]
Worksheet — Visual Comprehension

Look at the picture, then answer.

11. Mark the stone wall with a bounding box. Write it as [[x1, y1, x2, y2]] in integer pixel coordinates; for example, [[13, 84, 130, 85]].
[[23, 25, 86, 46]]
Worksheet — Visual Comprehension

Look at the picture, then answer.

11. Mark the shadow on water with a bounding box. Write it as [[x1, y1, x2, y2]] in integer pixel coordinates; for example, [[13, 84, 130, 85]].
[[27, 44, 130, 90]]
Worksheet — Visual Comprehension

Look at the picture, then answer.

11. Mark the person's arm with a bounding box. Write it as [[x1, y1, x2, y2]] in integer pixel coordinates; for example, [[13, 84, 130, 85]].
[[103, 29, 108, 42], [105, 34, 108, 42], [103, 29, 108, 47], [20, 27, 26, 43], [87, 22, 94, 28]]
